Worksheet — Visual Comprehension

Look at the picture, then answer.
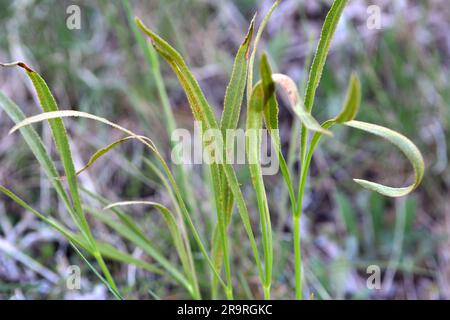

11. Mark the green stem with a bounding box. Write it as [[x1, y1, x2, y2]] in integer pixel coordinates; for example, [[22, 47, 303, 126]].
[[294, 120, 333, 299], [260, 201, 272, 299], [293, 124, 309, 299], [248, 134, 273, 299], [214, 169, 234, 300], [94, 251, 120, 295], [293, 214, 302, 300], [248, 176, 272, 299], [265, 206, 273, 300], [263, 285, 271, 300], [219, 196, 233, 300], [294, 160, 309, 300], [222, 234, 233, 300]]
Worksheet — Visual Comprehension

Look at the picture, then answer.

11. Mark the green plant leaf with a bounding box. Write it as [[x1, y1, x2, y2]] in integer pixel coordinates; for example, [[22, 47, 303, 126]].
[[136, 18, 265, 291], [0, 186, 162, 293], [272, 73, 332, 136], [86, 204, 193, 295], [306, 120, 424, 200], [135, 18, 218, 131], [9, 109, 228, 292], [304, 0, 349, 112], [105, 201, 192, 284], [0, 92, 73, 215], [1, 62, 118, 292], [334, 72, 361, 123], [220, 16, 255, 133], [69, 242, 123, 300], [260, 54, 277, 126], [247, 0, 280, 100], [123, 1, 199, 221], [1, 63, 86, 230], [246, 84, 272, 293], [259, 54, 296, 212], [212, 17, 255, 298], [72, 135, 147, 177], [344, 120, 425, 197]]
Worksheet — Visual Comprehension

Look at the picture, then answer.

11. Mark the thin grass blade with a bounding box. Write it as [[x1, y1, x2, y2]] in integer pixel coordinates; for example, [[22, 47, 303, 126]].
[[104, 201, 193, 292], [136, 19, 265, 289], [213, 17, 255, 298], [0, 93, 73, 215], [1, 63, 118, 291], [304, 0, 349, 112], [69, 243, 123, 300], [0, 186, 161, 297], [9, 109, 228, 292], [247, 0, 280, 100], [246, 84, 272, 296], [259, 55, 296, 210], [87, 205, 193, 294]]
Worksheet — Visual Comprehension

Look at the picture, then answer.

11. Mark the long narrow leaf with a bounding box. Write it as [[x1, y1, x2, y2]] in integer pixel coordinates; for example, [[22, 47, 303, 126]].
[[68, 135, 148, 177], [0, 93, 73, 215], [135, 18, 218, 131], [246, 84, 272, 293], [0, 186, 163, 284], [259, 55, 296, 211], [1, 62, 117, 291], [104, 201, 192, 288], [213, 16, 255, 298], [247, 0, 280, 100], [123, 0, 199, 220], [8, 109, 228, 291], [220, 17, 255, 133], [304, 0, 349, 112], [136, 19, 265, 287], [86, 205, 192, 294]]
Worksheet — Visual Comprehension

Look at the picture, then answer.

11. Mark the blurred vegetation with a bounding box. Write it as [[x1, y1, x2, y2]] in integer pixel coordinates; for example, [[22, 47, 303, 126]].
[[0, 0, 449, 299]]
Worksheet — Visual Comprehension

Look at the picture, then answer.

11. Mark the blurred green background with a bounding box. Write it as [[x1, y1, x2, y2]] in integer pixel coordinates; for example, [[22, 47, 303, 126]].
[[0, 0, 449, 299]]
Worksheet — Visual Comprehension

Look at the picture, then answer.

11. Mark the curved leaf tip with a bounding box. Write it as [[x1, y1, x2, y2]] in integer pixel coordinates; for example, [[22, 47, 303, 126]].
[[244, 14, 257, 60], [104, 200, 162, 211], [271, 73, 332, 136], [0, 61, 34, 72], [345, 120, 425, 197], [134, 17, 158, 48]]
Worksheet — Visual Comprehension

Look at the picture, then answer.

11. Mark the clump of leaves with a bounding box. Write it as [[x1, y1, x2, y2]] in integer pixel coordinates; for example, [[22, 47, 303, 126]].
[[0, 0, 423, 300]]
